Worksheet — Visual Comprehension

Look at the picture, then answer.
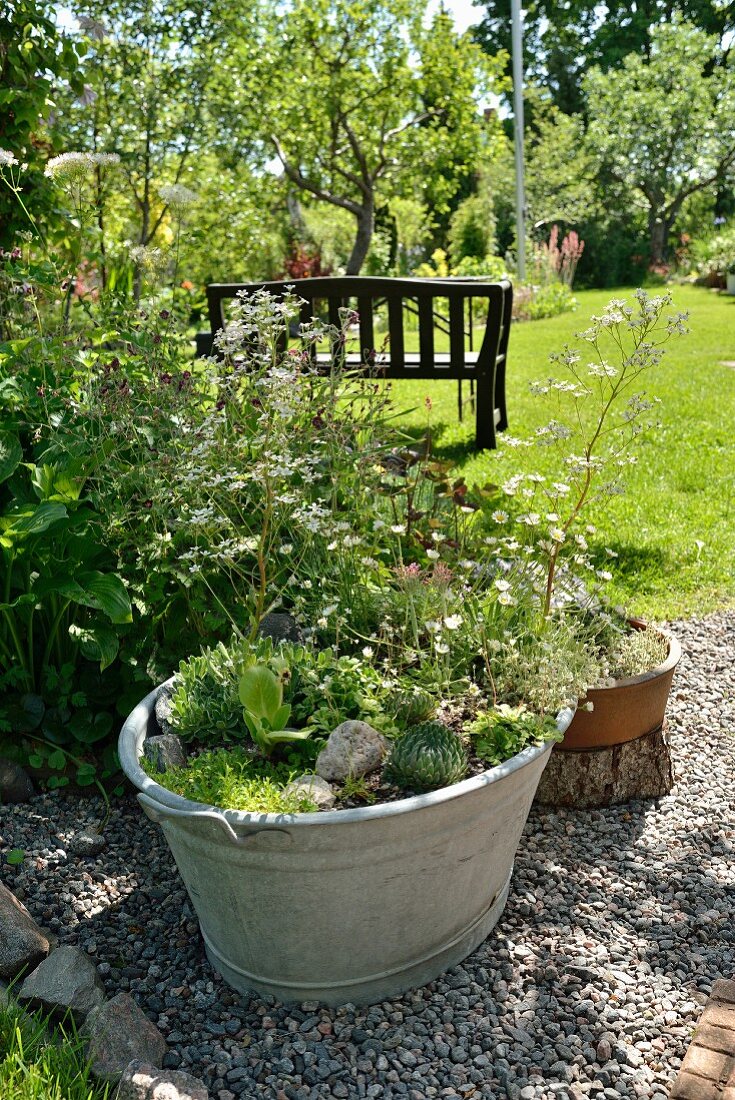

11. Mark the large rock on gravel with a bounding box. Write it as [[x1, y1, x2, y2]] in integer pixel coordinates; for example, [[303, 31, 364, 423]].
[[117, 1060, 209, 1100], [86, 993, 167, 1081], [535, 722, 675, 808], [143, 735, 186, 774], [19, 945, 105, 1021], [0, 757, 33, 803], [0, 881, 49, 980], [315, 720, 389, 782]]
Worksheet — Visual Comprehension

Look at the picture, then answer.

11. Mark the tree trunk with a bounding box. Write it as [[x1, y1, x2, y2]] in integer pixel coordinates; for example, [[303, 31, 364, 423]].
[[649, 209, 668, 265], [345, 202, 374, 275], [534, 722, 674, 809]]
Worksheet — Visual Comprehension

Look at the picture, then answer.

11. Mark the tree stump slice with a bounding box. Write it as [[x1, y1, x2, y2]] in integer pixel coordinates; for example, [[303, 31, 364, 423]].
[[534, 722, 675, 809]]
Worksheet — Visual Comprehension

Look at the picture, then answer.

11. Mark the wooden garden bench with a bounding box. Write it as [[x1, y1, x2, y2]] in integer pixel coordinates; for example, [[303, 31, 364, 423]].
[[195, 276, 513, 449]]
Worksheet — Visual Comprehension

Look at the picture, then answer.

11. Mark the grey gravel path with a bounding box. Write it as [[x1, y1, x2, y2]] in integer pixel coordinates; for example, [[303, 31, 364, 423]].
[[1, 612, 733, 1100]]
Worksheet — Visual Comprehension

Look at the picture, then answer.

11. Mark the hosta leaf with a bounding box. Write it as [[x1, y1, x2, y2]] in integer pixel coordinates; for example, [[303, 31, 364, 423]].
[[69, 622, 119, 671], [30, 462, 84, 503], [0, 432, 22, 485], [74, 571, 133, 624], [0, 501, 67, 539]]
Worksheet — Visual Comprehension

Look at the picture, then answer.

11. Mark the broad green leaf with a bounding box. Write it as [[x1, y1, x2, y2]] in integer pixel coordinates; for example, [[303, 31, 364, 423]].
[[66, 711, 113, 745], [272, 703, 292, 729], [2, 694, 45, 733], [69, 622, 120, 671], [75, 572, 133, 624], [264, 728, 313, 746], [47, 749, 66, 770], [47, 775, 70, 789], [75, 763, 97, 786], [30, 462, 84, 503], [0, 432, 22, 485], [6, 849, 25, 865], [0, 501, 67, 540], [239, 664, 282, 721]]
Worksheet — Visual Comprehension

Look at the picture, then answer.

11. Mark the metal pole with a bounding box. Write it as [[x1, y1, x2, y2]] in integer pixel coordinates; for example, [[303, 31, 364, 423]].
[[511, 0, 526, 282]]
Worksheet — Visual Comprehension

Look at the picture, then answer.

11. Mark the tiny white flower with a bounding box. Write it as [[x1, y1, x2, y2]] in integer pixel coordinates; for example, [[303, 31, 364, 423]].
[[0, 150, 19, 169], [497, 592, 516, 606], [492, 510, 509, 523], [549, 527, 566, 544], [424, 620, 442, 633], [45, 152, 94, 182], [159, 182, 197, 209], [426, 548, 440, 560], [362, 646, 374, 658], [494, 578, 511, 592], [435, 642, 450, 654], [444, 615, 463, 630], [390, 524, 406, 535]]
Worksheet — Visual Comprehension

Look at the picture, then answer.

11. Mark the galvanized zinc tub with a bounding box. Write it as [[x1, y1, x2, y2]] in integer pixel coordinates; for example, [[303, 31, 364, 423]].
[[119, 683, 571, 1006]]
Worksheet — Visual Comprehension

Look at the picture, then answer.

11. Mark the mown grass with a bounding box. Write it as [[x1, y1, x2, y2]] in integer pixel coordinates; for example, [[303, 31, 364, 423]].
[[391, 285, 735, 620], [0, 994, 108, 1100]]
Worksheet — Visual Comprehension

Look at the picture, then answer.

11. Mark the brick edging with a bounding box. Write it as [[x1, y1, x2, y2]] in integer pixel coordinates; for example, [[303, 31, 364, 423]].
[[670, 979, 735, 1099]]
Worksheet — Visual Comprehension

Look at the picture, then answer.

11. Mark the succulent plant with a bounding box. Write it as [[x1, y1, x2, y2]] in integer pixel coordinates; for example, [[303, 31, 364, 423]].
[[384, 721, 468, 792], [391, 686, 436, 727]]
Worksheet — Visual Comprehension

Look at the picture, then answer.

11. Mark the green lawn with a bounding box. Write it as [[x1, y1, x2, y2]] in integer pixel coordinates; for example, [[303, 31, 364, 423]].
[[391, 285, 735, 620]]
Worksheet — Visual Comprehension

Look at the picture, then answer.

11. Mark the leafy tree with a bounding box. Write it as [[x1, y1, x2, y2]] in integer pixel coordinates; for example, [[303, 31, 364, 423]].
[[583, 21, 735, 263], [0, 0, 84, 246], [474, 0, 734, 116], [482, 91, 593, 257], [232, 0, 504, 274], [57, 0, 232, 281]]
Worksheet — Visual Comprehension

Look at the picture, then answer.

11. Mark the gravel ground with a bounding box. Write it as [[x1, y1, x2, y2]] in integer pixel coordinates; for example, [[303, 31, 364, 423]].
[[1, 611, 734, 1100]]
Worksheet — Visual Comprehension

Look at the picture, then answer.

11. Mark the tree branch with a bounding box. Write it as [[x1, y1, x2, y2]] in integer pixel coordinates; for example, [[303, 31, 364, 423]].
[[271, 135, 363, 215]]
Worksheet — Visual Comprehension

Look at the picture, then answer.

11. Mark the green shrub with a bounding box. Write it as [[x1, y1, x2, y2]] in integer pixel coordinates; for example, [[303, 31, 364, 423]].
[[523, 282, 577, 321]]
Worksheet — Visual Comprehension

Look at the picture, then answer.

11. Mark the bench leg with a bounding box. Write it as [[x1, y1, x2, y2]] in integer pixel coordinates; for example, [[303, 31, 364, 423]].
[[495, 358, 508, 433], [474, 373, 496, 450], [457, 380, 463, 422]]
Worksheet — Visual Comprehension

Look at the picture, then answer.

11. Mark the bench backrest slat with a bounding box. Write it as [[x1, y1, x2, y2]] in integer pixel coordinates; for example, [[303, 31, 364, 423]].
[[417, 297, 434, 370], [204, 276, 512, 380], [387, 296, 405, 371], [449, 296, 465, 374], [357, 296, 375, 365]]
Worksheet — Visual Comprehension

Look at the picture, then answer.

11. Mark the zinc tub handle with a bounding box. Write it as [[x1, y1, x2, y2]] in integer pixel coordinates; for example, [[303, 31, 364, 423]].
[[137, 793, 293, 847]]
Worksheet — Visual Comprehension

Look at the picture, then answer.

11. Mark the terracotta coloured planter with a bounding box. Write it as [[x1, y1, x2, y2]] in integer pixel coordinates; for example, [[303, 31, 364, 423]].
[[557, 620, 681, 752]]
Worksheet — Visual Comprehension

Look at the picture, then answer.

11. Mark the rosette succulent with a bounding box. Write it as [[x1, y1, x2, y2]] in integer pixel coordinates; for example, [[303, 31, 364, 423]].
[[385, 721, 468, 792], [391, 685, 436, 727]]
